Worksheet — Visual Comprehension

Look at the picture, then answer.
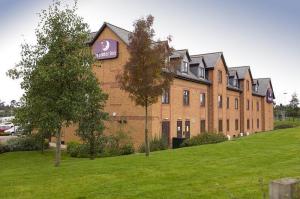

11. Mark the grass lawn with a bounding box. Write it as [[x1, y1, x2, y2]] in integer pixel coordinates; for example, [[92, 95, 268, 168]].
[[1, 127, 300, 199]]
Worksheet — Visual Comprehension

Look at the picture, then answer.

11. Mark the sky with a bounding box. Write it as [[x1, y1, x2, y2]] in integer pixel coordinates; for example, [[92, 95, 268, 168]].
[[0, 0, 299, 105]]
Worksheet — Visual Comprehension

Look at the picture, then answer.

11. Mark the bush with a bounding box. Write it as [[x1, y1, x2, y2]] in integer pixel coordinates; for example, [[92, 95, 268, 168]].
[[66, 130, 135, 158], [181, 132, 227, 147], [138, 137, 168, 153], [0, 135, 49, 154], [119, 143, 135, 155], [102, 134, 135, 157], [274, 120, 300, 130], [0, 132, 11, 136]]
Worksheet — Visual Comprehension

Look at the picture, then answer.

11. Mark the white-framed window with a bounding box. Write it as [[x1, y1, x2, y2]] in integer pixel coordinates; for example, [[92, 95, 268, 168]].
[[198, 67, 205, 78], [183, 90, 190, 105], [255, 84, 258, 92], [233, 78, 238, 87], [162, 89, 170, 104], [200, 93, 206, 106], [181, 61, 188, 73]]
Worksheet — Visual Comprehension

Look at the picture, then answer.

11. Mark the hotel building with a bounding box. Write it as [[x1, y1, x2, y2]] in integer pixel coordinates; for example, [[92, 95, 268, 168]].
[[62, 22, 275, 147]]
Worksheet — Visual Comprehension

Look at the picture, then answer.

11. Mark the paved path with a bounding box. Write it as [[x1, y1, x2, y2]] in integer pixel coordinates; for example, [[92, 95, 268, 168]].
[[49, 142, 67, 149], [0, 136, 17, 143]]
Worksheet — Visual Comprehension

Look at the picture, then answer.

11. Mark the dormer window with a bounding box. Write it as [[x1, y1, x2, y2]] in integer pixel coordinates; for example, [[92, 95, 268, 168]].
[[198, 67, 205, 78], [182, 61, 188, 73], [233, 78, 238, 87], [255, 84, 258, 92]]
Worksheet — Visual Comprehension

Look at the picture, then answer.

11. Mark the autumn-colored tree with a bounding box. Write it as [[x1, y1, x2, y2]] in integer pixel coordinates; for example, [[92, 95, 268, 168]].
[[117, 15, 174, 156]]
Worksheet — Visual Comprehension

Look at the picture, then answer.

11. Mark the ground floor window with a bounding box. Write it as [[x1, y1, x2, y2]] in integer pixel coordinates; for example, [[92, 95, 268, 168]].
[[257, 119, 260, 129], [218, 120, 223, 133], [177, 120, 182, 138], [226, 119, 230, 132], [185, 120, 190, 138], [247, 119, 250, 130], [200, 120, 205, 133], [235, 119, 239, 130]]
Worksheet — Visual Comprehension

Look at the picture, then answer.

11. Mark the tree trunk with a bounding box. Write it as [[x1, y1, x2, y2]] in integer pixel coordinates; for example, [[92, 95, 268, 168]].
[[145, 104, 150, 157], [41, 134, 44, 154], [90, 135, 95, 160], [55, 129, 61, 167]]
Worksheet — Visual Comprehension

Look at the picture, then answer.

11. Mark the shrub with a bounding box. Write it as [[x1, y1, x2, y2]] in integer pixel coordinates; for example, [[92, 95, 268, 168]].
[[181, 132, 227, 147], [0, 143, 10, 153], [66, 131, 135, 158], [103, 134, 135, 157], [119, 143, 135, 155], [0, 132, 12, 136], [0, 135, 49, 154], [274, 120, 300, 130], [138, 137, 168, 153]]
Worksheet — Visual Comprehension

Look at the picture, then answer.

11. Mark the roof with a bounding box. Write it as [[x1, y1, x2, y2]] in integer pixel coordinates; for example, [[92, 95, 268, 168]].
[[190, 52, 223, 69], [89, 22, 132, 45], [228, 66, 254, 82], [170, 49, 191, 61], [254, 78, 275, 98]]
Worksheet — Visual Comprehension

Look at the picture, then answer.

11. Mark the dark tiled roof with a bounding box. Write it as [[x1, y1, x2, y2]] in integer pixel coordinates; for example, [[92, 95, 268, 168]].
[[89, 22, 132, 45], [255, 78, 275, 98], [228, 66, 251, 80], [190, 52, 222, 68], [170, 49, 190, 61]]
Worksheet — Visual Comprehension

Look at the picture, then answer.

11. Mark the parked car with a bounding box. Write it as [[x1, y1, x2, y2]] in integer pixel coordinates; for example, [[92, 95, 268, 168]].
[[0, 123, 14, 132], [4, 126, 19, 135]]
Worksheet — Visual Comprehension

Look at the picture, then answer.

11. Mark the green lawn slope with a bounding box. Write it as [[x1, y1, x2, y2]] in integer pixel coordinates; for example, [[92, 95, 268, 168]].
[[1, 127, 300, 199]]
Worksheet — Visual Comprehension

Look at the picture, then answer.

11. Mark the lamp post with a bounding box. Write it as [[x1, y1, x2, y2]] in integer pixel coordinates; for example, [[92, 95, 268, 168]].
[[283, 92, 288, 120]]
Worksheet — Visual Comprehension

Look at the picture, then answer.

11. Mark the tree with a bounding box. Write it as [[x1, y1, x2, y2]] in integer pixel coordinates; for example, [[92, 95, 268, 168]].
[[117, 15, 174, 156], [287, 93, 299, 121], [7, 0, 99, 166], [76, 75, 108, 159]]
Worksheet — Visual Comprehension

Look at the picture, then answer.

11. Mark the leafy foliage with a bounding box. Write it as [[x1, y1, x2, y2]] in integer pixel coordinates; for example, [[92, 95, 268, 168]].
[[67, 130, 135, 158], [0, 135, 49, 154], [181, 132, 227, 147], [7, 0, 102, 166]]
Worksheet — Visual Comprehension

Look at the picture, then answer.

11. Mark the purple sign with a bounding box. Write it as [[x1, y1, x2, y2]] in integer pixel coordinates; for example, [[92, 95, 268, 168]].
[[93, 39, 118, 60], [266, 88, 273, 103]]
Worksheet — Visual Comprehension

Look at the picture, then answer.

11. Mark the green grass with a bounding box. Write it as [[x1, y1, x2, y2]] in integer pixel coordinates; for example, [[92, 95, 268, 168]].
[[1, 128, 300, 199]]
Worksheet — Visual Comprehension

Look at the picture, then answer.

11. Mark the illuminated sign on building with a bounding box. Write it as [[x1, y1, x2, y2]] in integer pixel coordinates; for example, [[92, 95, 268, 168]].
[[93, 39, 118, 60]]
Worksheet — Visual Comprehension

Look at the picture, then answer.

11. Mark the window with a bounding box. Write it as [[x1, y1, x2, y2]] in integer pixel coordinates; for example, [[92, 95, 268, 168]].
[[235, 119, 239, 130], [218, 70, 222, 83], [247, 119, 250, 130], [235, 98, 239, 109], [185, 120, 190, 138], [183, 90, 190, 105], [246, 80, 250, 91], [200, 120, 206, 133], [256, 101, 259, 111], [200, 93, 206, 107], [227, 119, 230, 132], [218, 120, 223, 132], [255, 84, 258, 92], [257, 119, 260, 129], [162, 89, 170, 104], [247, 99, 250, 110], [177, 120, 182, 138], [218, 95, 223, 108], [233, 78, 238, 87], [227, 97, 230, 109], [182, 61, 188, 73], [199, 67, 205, 78]]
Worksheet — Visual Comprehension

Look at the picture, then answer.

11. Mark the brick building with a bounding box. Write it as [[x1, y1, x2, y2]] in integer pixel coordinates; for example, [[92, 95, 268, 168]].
[[62, 22, 275, 147]]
